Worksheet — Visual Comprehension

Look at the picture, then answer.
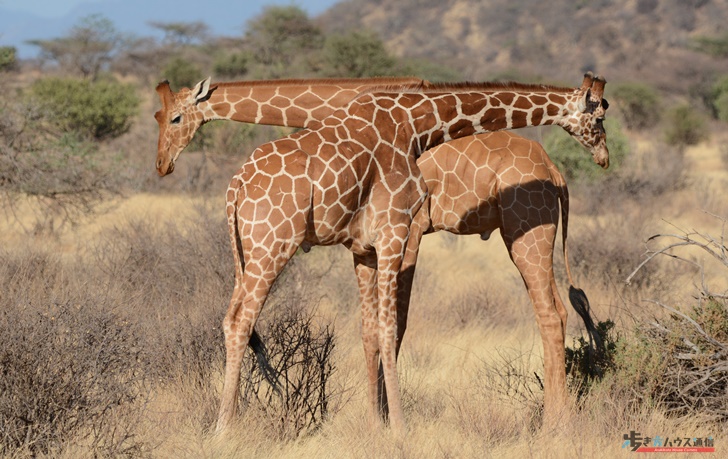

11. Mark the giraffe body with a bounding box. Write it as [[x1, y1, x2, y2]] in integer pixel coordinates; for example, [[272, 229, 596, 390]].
[[199, 77, 609, 433], [407, 131, 574, 419]]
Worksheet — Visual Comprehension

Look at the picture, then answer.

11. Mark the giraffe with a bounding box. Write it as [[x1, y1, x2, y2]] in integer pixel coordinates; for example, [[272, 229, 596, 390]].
[[154, 74, 609, 433], [154, 76, 606, 427]]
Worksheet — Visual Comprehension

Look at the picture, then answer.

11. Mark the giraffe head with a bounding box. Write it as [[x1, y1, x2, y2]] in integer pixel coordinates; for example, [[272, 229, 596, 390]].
[[154, 77, 214, 176], [559, 72, 610, 168]]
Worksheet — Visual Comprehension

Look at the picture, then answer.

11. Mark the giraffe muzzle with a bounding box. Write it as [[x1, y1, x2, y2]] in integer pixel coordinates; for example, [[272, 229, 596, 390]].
[[593, 145, 609, 169], [156, 157, 175, 176]]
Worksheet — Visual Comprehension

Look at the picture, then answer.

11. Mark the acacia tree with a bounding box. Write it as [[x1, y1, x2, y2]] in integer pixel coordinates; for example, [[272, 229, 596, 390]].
[[148, 21, 210, 46], [28, 14, 121, 80], [243, 6, 324, 78]]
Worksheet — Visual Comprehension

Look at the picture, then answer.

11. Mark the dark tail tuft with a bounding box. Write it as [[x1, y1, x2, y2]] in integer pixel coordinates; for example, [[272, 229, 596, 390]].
[[248, 329, 281, 395], [568, 286, 605, 361]]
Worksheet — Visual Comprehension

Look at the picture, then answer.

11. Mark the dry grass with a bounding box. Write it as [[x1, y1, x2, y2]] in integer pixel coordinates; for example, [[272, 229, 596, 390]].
[[2, 139, 727, 457]]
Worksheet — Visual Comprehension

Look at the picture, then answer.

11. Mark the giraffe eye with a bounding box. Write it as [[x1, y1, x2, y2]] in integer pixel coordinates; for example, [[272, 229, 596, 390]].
[[171, 115, 182, 124]]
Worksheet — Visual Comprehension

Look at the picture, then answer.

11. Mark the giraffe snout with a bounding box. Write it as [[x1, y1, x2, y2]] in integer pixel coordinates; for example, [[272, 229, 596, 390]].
[[156, 156, 175, 176], [593, 145, 609, 169]]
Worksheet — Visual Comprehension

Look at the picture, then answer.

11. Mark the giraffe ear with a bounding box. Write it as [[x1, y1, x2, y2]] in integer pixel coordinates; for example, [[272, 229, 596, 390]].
[[190, 77, 213, 104], [155, 80, 173, 113], [577, 89, 589, 113]]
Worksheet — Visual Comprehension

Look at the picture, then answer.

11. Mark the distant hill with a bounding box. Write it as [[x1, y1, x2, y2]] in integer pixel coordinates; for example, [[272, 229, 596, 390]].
[[319, 0, 728, 91]]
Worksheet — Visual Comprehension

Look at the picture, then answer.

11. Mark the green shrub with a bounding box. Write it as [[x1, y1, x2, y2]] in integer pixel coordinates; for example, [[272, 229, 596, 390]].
[[28, 76, 139, 140], [608, 218, 728, 422], [162, 56, 204, 90], [544, 117, 629, 182], [610, 298, 728, 421], [691, 32, 728, 58], [710, 75, 728, 122], [715, 92, 728, 123], [664, 104, 709, 147], [565, 320, 619, 397], [0, 46, 16, 72], [610, 82, 661, 129], [1, 100, 118, 231], [322, 31, 398, 77], [213, 51, 251, 79]]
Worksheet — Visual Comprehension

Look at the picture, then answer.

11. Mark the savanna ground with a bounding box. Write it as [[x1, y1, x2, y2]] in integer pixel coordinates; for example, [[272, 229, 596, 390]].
[[2, 131, 728, 458]]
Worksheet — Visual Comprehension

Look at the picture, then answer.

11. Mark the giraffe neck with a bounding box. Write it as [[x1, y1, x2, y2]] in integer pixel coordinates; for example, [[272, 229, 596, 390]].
[[387, 83, 585, 152], [199, 77, 426, 128]]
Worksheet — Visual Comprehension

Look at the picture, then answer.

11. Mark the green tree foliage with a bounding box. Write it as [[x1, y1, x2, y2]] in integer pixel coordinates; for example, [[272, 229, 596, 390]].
[[28, 77, 139, 140], [28, 14, 121, 80], [610, 82, 660, 130], [162, 56, 204, 90], [690, 32, 728, 58], [710, 75, 728, 122], [544, 118, 629, 182], [213, 51, 251, 79], [715, 92, 728, 123], [0, 46, 17, 72], [148, 21, 209, 46], [243, 6, 324, 78], [0, 99, 119, 230], [322, 31, 398, 77], [664, 104, 709, 148]]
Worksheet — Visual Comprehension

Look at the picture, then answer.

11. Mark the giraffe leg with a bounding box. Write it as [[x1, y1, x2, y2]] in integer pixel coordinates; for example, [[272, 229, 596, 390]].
[[217, 281, 250, 433], [366, 220, 424, 425], [216, 191, 306, 433], [374, 216, 426, 435], [216, 242, 302, 433], [354, 253, 384, 427], [504, 224, 568, 430], [367, 209, 426, 425], [376, 261, 405, 435], [395, 207, 427, 356]]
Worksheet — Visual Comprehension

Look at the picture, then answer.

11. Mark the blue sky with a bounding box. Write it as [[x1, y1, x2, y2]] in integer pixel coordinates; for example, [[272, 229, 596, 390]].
[[1, 0, 80, 17], [0, 0, 342, 58], [2, 0, 338, 18]]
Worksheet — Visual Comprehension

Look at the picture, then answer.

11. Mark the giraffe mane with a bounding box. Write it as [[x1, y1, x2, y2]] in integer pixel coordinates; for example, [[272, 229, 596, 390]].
[[210, 77, 426, 90], [369, 80, 577, 94]]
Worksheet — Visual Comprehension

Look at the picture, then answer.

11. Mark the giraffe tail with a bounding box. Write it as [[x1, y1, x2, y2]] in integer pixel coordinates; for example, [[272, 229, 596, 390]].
[[249, 329, 281, 395], [549, 160, 606, 362]]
